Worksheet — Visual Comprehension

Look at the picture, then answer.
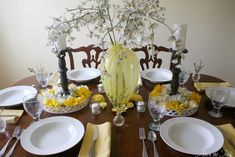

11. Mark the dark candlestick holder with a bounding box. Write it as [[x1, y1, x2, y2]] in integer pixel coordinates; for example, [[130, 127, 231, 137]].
[[169, 48, 188, 95], [57, 48, 70, 95]]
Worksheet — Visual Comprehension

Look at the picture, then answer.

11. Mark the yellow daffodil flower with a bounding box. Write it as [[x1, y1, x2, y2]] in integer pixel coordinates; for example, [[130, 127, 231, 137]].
[[92, 94, 105, 103], [149, 84, 164, 97], [99, 102, 107, 109], [188, 92, 201, 104], [130, 93, 143, 102], [75, 87, 92, 98], [43, 98, 61, 107], [126, 102, 134, 108]]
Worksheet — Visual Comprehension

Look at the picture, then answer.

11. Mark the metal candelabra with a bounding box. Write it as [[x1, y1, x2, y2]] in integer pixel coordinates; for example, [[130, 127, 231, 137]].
[[57, 48, 70, 95], [170, 48, 188, 95]]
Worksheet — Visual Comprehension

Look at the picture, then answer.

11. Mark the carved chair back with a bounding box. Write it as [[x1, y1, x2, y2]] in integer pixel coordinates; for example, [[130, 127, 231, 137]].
[[67, 44, 173, 70]]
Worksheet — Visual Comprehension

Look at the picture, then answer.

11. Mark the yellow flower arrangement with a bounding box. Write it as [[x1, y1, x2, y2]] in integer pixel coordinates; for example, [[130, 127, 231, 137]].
[[149, 84, 201, 116], [39, 84, 91, 108], [91, 94, 107, 109]]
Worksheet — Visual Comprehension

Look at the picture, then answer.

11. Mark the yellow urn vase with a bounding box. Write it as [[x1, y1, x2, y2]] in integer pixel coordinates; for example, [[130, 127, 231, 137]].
[[100, 44, 139, 126]]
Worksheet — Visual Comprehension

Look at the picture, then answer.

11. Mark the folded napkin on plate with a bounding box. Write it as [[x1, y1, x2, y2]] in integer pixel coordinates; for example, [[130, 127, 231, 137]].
[[217, 124, 235, 157], [78, 122, 111, 157], [194, 82, 231, 92], [0, 109, 24, 124]]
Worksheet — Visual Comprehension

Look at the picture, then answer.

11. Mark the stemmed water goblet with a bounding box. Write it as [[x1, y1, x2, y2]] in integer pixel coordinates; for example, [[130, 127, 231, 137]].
[[23, 94, 43, 122], [35, 70, 50, 88], [148, 98, 166, 131], [208, 87, 230, 118], [179, 69, 190, 88]]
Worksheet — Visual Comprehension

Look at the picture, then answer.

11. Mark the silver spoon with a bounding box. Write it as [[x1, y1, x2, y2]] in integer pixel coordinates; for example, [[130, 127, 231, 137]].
[[147, 130, 159, 157]]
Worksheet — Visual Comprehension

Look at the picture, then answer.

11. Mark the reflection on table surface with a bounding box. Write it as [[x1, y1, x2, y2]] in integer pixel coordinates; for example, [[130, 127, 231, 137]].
[[0, 74, 234, 157]]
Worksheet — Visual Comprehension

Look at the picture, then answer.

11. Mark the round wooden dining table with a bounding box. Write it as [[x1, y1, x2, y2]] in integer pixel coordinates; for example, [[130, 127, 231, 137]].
[[1, 74, 235, 157]]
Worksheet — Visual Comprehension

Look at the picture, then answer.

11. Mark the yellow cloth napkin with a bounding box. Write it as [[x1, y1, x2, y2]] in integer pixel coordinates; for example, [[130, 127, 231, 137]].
[[217, 124, 235, 157], [78, 122, 111, 157], [47, 71, 60, 85], [0, 109, 24, 124], [194, 82, 231, 92]]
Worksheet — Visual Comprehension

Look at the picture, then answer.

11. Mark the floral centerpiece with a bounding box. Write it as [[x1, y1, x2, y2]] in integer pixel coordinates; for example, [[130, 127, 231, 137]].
[[38, 84, 91, 114], [149, 84, 201, 116], [46, 0, 187, 126]]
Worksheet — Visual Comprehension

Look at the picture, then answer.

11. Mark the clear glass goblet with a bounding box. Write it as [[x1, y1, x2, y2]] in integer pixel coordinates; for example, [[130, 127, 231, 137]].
[[148, 98, 166, 131], [179, 70, 190, 87], [35, 70, 50, 88], [23, 94, 43, 122], [208, 87, 230, 118]]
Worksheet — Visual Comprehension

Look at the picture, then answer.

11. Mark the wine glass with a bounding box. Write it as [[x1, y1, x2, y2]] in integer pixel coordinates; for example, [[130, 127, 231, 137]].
[[208, 87, 230, 118], [23, 94, 43, 122], [179, 69, 190, 87], [35, 70, 50, 88], [148, 98, 166, 131]]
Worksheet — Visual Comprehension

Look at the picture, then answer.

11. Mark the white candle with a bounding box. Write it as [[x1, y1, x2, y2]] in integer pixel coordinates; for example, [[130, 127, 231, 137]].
[[172, 23, 187, 51], [56, 34, 67, 50], [55, 23, 67, 50]]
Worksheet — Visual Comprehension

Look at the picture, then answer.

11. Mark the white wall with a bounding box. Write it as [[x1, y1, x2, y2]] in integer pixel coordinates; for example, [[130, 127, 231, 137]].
[[0, 0, 234, 89]]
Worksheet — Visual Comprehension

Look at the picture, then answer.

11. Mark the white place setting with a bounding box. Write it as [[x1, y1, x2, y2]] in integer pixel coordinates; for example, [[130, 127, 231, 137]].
[[140, 68, 173, 83], [20, 116, 84, 155], [0, 86, 37, 107], [67, 68, 101, 83]]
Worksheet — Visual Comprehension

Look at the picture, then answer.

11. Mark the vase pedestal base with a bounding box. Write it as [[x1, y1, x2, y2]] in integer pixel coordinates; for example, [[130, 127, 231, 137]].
[[113, 113, 125, 127]]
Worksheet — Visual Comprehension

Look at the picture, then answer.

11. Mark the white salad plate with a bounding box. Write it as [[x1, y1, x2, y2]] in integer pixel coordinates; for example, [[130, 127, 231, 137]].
[[0, 86, 37, 107], [205, 87, 235, 108], [21, 116, 84, 155], [67, 68, 101, 83], [140, 68, 173, 83], [160, 117, 223, 155]]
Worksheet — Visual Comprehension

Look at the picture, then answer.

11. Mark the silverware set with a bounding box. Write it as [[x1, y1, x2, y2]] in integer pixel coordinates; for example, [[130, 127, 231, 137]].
[[0, 126, 22, 157], [139, 128, 159, 157]]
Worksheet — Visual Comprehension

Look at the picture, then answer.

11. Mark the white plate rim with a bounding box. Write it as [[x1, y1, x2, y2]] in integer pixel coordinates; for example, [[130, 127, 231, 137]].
[[20, 116, 84, 155], [160, 117, 224, 155], [205, 87, 235, 108], [0, 86, 37, 107], [67, 68, 101, 83], [140, 68, 173, 83]]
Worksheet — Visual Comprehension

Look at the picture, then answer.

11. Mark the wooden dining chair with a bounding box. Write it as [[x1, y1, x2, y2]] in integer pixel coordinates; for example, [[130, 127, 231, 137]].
[[67, 44, 105, 70], [66, 44, 173, 70], [132, 44, 173, 71]]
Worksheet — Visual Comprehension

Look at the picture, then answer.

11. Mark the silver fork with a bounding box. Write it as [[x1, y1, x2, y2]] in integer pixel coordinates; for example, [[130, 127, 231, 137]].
[[0, 126, 21, 156], [5, 129, 24, 157], [139, 128, 148, 157]]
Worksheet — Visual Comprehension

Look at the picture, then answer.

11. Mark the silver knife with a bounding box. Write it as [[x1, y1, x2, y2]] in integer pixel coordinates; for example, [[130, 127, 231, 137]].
[[89, 126, 99, 157]]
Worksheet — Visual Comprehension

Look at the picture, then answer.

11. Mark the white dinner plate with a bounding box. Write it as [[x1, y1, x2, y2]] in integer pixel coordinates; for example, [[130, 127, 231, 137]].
[[0, 86, 37, 107], [205, 87, 235, 108], [21, 116, 84, 155], [140, 68, 172, 83], [160, 117, 223, 155], [67, 68, 101, 83]]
